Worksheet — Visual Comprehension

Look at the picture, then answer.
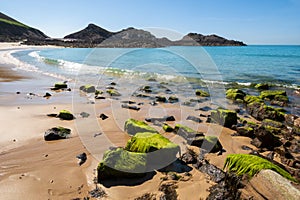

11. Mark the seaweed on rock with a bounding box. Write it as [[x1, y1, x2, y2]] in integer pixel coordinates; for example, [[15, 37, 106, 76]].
[[223, 154, 297, 182]]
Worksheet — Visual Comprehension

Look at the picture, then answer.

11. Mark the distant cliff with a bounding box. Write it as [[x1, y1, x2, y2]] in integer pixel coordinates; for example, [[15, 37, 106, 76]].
[[0, 12, 48, 42], [0, 12, 246, 47]]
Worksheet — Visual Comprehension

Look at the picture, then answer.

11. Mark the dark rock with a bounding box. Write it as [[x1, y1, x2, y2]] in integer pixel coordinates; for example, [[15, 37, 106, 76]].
[[121, 100, 136, 104], [262, 119, 283, 128], [168, 96, 179, 103], [285, 114, 298, 126], [271, 100, 286, 107], [89, 186, 106, 198], [16, 91, 20, 94], [266, 151, 275, 160], [145, 116, 175, 123], [181, 148, 198, 164], [155, 96, 167, 102], [54, 82, 68, 89], [80, 84, 96, 93], [149, 101, 157, 106], [186, 115, 202, 123], [76, 152, 87, 166], [198, 106, 212, 111], [121, 104, 140, 111], [94, 133, 102, 137], [236, 126, 254, 138], [95, 95, 106, 99], [206, 173, 241, 200], [158, 182, 178, 200], [106, 89, 121, 96], [200, 114, 207, 117], [241, 145, 253, 151], [195, 89, 210, 97], [255, 83, 269, 90], [43, 92, 52, 98], [196, 159, 226, 183], [211, 108, 237, 128], [99, 113, 108, 120], [162, 124, 174, 132], [47, 113, 57, 117], [251, 125, 282, 149], [80, 112, 90, 118], [44, 127, 71, 141], [226, 88, 246, 100], [57, 110, 74, 120], [246, 102, 285, 122], [106, 86, 115, 89]]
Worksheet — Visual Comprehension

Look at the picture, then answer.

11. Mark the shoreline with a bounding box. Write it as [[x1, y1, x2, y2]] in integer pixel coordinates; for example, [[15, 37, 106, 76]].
[[0, 42, 299, 199]]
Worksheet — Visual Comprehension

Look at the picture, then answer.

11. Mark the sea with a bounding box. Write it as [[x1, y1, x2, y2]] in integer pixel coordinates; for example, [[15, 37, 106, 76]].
[[10, 45, 300, 115]]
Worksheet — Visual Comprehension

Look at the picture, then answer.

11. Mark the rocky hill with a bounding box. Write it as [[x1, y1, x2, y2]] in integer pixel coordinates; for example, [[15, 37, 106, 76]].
[[0, 12, 48, 42]]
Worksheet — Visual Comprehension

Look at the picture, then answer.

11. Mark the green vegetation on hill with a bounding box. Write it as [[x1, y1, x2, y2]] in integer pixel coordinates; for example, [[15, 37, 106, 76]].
[[0, 18, 29, 28]]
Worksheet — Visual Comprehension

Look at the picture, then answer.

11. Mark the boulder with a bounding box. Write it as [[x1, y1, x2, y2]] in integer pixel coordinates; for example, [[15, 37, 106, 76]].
[[244, 95, 263, 104], [54, 82, 67, 89], [99, 113, 108, 120], [224, 154, 296, 182], [76, 152, 87, 166], [251, 125, 282, 149], [260, 90, 287, 100], [155, 96, 167, 102], [211, 108, 237, 128], [247, 169, 300, 200], [226, 89, 246, 100], [255, 83, 269, 90], [57, 109, 74, 120], [44, 127, 71, 141], [195, 89, 210, 97], [43, 92, 52, 98], [236, 126, 254, 138], [79, 84, 96, 93], [125, 132, 180, 166], [106, 89, 121, 96], [246, 102, 285, 122], [168, 96, 179, 103], [97, 148, 147, 181], [124, 119, 157, 136]]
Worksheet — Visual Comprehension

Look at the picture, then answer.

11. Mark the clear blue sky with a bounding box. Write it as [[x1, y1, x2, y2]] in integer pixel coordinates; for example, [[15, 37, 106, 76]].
[[2, 0, 300, 44]]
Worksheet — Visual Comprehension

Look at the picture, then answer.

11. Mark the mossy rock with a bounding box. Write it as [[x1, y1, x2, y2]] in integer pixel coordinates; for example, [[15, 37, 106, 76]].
[[226, 89, 246, 100], [97, 148, 147, 181], [156, 96, 167, 102], [255, 83, 269, 90], [193, 135, 223, 153], [244, 95, 263, 104], [168, 96, 179, 103], [211, 108, 237, 128], [95, 90, 103, 95], [274, 95, 289, 103], [163, 124, 174, 132], [44, 127, 71, 141], [247, 102, 285, 122], [174, 124, 204, 139], [125, 132, 179, 157], [224, 154, 296, 182], [57, 109, 74, 120], [106, 89, 121, 96], [195, 89, 210, 97], [54, 82, 67, 89], [260, 90, 287, 100], [80, 84, 96, 93], [124, 119, 157, 136], [236, 126, 254, 138], [262, 119, 283, 128]]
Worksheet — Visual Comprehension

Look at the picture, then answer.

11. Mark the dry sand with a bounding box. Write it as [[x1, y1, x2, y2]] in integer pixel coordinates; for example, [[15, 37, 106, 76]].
[[0, 42, 295, 199]]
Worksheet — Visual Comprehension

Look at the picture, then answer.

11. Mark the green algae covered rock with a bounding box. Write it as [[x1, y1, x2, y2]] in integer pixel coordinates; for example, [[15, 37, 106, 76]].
[[44, 126, 71, 141], [97, 148, 147, 181], [224, 154, 297, 182], [244, 95, 263, 104], [246, 102, 285, 122], [57, 109, 74, 120], [255, 83, 269, 90], [262, 119, 283, 128], [106, 89, 121, 96], [124, 119, 157, 136], [195, 89, 210, 97], [260, 90, 287, 100], [54, 82, 68, 89], [211, 108, 237, 128], [79, 84, 96, 93], [226, 89, 246, 100], [163, 124, 174, 132], [125, 132, 179, 155]]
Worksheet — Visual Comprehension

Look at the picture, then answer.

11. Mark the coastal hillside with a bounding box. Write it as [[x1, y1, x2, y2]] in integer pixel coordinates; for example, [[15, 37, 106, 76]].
[[0, 12, 48, 42]]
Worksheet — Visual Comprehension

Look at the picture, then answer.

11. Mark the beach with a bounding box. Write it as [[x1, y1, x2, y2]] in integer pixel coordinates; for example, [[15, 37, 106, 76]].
[[0, 43, 299, 200]]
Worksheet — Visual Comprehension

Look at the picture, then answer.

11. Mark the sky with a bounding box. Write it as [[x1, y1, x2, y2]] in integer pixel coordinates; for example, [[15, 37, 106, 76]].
[[1, 0, 300, 44]]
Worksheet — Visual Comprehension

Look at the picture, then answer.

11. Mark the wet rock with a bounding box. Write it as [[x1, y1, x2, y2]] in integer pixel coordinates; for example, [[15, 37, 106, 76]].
[[121, 104, 140, 111], [255, 83, 269, 90], [207, 172, 241, 200], [80, 112, 90, 118], [244, 95, 264, 104], [168, 96, 179, 103], [54, 82, 68, 89], [186, 115, 202, 123], [271, 100, 286, 107], [226, 88, 246, 100], [262, 119, 283, 128], [158, 182, 178, 200], [181, 148, 198, 164], [43, 92, 52, 98], [163, 124, 174, 132], [211, 108, 237, 128], [97, 148, 147, 181], [195, 159, 225, 183], [124, 118, 157, 136], [246, 102, 285, 121], [145, 116, 175, 123], [57, 110, 74, 120], [76, 152, 87, 166], [44, 127, 71, 141], [155, 96, 167, 102], [121, 100, 136, 104], [236, 126, 254, 138], [99, 113, 108, 120], [260, 90, 287, 101], [79, 84, 95, 93], [106, 89, 121, 96], [195, 89, 210, 97], [197, 106, 212, 111], [251, 125, 282, 149], [95, 95, 106, 99]]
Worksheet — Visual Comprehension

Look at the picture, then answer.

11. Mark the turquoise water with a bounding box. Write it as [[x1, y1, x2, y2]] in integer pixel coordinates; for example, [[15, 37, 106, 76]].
[[12, 45, 300, 87]]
